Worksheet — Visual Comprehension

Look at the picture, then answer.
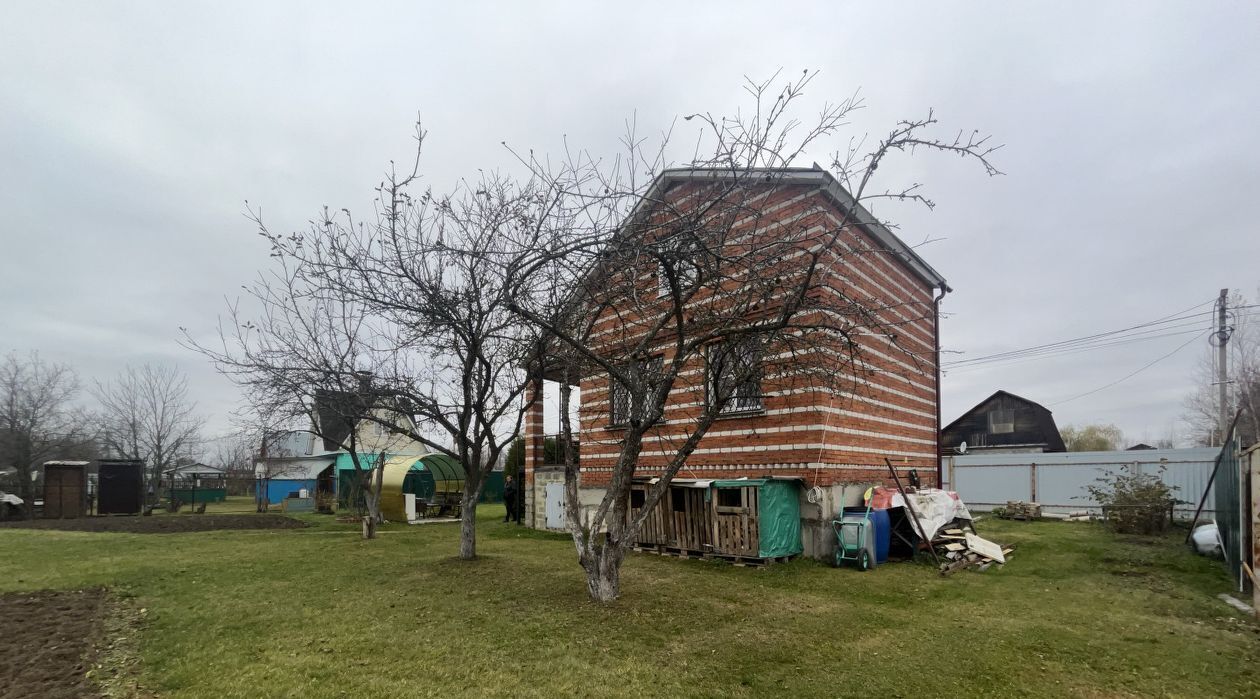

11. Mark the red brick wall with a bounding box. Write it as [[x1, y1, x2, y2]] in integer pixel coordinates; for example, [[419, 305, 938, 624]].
[[571, 183, 940, 489]]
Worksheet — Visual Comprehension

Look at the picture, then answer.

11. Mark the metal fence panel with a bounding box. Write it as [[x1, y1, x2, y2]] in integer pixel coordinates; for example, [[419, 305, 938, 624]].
[[949, 462, 1032, 509], [1037, 464, 1103, 510], [947, 448, 1219, 516]]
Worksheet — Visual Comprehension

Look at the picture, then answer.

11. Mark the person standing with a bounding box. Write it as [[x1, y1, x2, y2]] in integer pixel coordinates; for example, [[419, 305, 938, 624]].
[[503, 474, 519, 523]]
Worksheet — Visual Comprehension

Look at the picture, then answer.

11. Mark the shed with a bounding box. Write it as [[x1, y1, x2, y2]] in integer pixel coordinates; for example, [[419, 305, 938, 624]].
[[42, 461, 89, 519], [629, 477, 802, 561], [98, 459, 145, 515]]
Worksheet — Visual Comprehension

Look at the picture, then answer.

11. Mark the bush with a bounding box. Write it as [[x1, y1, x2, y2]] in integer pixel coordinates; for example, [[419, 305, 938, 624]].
[[1086, 465, 1178, 535]]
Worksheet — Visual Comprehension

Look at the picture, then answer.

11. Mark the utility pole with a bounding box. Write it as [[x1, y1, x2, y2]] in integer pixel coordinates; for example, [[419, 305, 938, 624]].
[[1217, 288, 1229, 445]]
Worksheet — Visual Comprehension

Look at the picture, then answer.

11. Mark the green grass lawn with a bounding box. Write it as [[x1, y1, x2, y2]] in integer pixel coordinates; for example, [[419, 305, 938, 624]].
[[2, 507, 1257, 698]]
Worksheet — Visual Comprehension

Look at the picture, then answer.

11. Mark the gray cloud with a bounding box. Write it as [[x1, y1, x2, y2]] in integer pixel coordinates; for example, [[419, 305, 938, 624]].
[[2, 1, 1257, 445]]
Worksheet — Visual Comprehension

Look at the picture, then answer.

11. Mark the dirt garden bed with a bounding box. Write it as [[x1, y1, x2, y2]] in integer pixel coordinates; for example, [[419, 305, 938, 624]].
[[0, 588, 109, 699], [0, 514, 308, 534]]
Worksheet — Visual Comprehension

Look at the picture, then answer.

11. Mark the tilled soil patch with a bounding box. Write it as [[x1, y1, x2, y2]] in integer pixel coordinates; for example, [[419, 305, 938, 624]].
[[0, 514, 308, 534], [0, 588, 107, 699]]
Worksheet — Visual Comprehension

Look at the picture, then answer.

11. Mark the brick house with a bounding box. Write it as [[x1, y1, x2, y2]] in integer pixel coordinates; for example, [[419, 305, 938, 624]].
[[522, 166, 949, 559]]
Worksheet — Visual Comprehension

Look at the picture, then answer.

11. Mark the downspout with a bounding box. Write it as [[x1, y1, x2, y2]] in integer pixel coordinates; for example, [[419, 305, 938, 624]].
[[933, 283, 949, 488]]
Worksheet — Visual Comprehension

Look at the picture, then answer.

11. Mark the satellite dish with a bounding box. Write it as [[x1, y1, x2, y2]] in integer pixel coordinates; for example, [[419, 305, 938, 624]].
[[955, 441, 968, 455]]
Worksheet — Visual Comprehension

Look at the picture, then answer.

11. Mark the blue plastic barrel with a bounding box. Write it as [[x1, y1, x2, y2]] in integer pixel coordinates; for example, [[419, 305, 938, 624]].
[[844, 507, 891, 564]]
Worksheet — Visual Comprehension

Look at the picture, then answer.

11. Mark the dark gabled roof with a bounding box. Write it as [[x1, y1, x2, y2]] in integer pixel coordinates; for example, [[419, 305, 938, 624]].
[[942, 389, 1066, 452], [313, 388, 369, 452], [312, 387, 417, 453]]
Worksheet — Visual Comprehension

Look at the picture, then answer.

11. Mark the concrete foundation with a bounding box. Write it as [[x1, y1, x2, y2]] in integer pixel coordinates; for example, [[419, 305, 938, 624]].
[[798, 482, 883, 562]]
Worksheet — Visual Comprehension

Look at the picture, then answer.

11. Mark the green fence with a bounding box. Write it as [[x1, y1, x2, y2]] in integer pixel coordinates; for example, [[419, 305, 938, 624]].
[[168, 488, 227, 504]]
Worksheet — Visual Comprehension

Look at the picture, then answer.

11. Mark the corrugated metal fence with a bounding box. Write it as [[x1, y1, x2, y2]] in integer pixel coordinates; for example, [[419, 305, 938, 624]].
[[1213, 437, 1243, 589], [942, 447, 1220, 517]]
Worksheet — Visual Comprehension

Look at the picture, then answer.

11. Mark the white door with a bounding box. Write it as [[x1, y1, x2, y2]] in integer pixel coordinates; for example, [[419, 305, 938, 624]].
[[545, 482, 566, 530]]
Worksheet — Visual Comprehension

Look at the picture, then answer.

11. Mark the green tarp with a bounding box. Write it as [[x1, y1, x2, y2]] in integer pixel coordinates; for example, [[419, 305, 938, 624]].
[[714, 478, 802, 558], [755, 480, 803, 558]]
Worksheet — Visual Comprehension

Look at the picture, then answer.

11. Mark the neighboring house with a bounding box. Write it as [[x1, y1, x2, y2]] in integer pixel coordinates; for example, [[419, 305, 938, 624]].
[[521, 166, 949, 559], [254, 378, 431, 506], [254, 430, 333, 505], [940, 390, 1066, 455]]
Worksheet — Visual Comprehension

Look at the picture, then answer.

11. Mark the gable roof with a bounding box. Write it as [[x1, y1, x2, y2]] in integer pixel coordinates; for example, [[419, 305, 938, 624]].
[[635, 166, 950, 292], [942, 389, 1066, 452], [312, 387, 417, 453]]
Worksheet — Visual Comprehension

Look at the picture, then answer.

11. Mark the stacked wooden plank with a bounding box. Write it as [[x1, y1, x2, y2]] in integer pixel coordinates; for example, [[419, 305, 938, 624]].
[[933, 526, 1015, 576], [1004, 500, 1042, 520]]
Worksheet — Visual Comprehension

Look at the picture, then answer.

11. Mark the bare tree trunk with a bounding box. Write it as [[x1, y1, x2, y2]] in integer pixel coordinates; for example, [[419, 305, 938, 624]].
[[580, 541, 623, 602], [360, 464, 383, 540], [459, 490, 478, 559]]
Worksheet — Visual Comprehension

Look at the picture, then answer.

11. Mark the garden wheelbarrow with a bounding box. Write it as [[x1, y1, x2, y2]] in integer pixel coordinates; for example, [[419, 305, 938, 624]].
[[831, 503, 876, 571]]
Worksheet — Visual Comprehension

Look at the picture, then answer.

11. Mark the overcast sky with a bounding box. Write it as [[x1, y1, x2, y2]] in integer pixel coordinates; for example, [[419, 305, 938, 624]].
[[3, 2, 1258, 447]]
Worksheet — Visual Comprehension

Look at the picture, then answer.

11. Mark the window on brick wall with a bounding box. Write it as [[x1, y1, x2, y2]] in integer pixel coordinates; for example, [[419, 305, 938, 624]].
[[610, 356, 664, 427], [707, 339, 763, 415], [656, 234, 701, 298]]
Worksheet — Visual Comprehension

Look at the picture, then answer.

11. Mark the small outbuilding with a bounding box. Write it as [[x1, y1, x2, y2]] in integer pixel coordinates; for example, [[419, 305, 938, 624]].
[[97, 459, 145, 515], [42, 461, 90, 518], [628, 477, 803, 562]]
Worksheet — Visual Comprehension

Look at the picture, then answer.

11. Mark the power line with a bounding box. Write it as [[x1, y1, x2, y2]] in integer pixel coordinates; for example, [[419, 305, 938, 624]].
[[1046, 330, 1209, 407], [944, 326, 1208, 374], [943, 302, 1215, 369], [944, 299, 1214, 367]]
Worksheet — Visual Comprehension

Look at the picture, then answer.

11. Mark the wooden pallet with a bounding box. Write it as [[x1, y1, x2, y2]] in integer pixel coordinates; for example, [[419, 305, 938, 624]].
[[631, 544, 794, 568]]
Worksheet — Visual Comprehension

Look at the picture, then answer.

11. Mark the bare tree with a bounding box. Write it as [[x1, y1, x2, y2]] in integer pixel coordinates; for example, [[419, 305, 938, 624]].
[[1183, 288, 1260, 447], [506, 71, 1000, 601], [186, 265, 396, 538], [231, 127, 551, 558], [207, 430, 259, 495], [92, 363, 203, 498], [1060, 423, 1125, 451], [0, 352, 97, 517]]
